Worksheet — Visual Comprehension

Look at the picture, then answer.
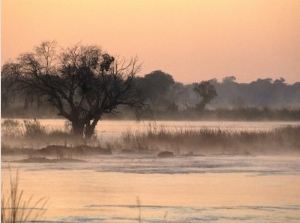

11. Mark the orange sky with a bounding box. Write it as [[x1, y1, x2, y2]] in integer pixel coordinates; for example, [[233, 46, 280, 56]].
[[2, 0, 300, 83]]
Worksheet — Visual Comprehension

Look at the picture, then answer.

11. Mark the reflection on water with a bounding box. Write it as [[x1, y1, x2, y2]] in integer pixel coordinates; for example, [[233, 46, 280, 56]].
[[2, 155, 300, 223]]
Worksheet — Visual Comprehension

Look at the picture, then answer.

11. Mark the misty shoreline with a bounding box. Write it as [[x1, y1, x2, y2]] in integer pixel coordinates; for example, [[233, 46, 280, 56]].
[[2, 120, 300, 159], [2, 107, 300, 121]]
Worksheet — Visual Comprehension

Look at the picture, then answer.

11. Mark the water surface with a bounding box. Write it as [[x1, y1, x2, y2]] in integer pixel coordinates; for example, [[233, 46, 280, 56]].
[[2, 120, 300, 222], [2, 155, 300, 223]]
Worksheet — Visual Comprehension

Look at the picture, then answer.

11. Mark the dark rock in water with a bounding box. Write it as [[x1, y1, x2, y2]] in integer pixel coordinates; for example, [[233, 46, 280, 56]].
[[97, 148, 112, 155], [40, 145, 112, 156], [122, 149, 135, 154], [40, 145, 66, 156], [183, 151, 194, 156], [73, 145, 112, 155], [182, 152, 205, 157], [15, 157, 86, 163], [158, 151, 174, 158], [1, 148, 34, 155]]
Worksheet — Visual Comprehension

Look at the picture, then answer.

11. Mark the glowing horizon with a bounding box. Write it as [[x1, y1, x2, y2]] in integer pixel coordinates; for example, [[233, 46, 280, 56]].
[[2, 0, 300, 84]]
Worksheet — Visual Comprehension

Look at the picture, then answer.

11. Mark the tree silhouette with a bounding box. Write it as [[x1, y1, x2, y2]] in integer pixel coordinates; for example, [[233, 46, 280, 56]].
[[2, 41, 143, 138], [1, 63, 19, 107], [194, 81, 217, 111], [134, 70, 175, 101]]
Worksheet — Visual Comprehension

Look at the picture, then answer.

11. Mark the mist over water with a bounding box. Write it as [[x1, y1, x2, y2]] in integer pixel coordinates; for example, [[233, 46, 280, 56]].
[[8, 119, 300, 145], [2, 120, 300, 222], [2, 1, 300, 221]]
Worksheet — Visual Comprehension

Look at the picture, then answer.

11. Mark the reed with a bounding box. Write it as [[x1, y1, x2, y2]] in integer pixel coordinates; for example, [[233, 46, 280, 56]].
[[136, 196, 142, 223], [122, 124, 300, 155], [1, 119, 96, 149], [1, 169, 48, 223]]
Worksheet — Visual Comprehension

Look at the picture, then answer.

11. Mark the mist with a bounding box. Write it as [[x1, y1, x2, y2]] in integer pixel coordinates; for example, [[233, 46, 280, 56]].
[[2, 0, 300, 220], [2, 70, 300, 121], [2, 50, 300, 223]]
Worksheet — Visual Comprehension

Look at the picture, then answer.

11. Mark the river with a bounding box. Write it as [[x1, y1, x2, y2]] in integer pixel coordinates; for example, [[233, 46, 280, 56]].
[[2, 120, 300, 222]]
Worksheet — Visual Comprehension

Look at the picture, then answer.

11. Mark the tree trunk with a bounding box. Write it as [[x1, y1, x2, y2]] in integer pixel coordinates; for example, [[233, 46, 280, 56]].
[[84, 118, 100, 139], [72, 121, 85, 138], [196, 100, 206, 111]]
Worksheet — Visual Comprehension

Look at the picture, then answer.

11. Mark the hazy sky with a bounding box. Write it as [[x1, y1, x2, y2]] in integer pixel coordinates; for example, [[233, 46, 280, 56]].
[[2, 0, 300, 83]]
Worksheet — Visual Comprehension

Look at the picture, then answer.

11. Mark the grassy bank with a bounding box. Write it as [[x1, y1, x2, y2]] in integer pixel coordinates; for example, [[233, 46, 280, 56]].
[[2, 119, 300, 156], [122, 125, 300, 155], [1, 119, 99, 149]]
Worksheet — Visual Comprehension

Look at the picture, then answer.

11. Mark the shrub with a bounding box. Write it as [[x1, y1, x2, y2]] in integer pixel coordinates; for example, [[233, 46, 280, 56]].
[[23, 119, 46, 138], [1, 119, 23, 138]]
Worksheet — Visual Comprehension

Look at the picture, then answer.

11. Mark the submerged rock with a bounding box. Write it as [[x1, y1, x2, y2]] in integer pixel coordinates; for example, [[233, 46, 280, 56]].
[[182, 152, 205, 157], [73, 145, 112, 155], [15, 157, 86, 163], [157, 151, 174, 158], [183, 151, 194, 156], [40, 145, 112, 156], [121, 149, 135, 154]]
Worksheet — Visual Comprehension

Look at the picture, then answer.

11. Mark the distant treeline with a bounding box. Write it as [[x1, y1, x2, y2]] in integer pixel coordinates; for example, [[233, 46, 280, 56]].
[[2, 70, 300, 120], [135, 73, 300, 110], [211, 76, 300, 108]]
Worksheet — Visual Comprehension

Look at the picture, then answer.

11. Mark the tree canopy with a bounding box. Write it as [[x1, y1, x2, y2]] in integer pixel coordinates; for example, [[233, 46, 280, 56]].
[[194, 81, 218, 111], [134, 70, 175, 101], [2, 41, 143, 138]]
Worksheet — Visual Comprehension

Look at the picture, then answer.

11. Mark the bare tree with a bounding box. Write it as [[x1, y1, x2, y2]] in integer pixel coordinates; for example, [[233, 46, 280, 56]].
[[2, 41, 143, 138]]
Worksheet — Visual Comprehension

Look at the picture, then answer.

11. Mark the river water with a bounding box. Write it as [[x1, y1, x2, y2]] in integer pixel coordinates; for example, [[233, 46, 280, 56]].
[[2, 120, 300, 222]]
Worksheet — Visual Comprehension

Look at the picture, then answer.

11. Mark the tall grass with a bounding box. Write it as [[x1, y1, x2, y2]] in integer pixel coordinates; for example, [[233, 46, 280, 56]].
[[122, 124, 300, 155], [23, 119, 47, 139], [1, 119, 23, 138], [1, 119, 93, 149], [1, 169, 48, 223], [2, 119, 72, 140]]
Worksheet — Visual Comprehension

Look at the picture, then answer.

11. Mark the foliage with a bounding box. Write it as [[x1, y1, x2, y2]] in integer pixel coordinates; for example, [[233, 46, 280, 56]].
[[212, 76, 300, 108], [193, 80, 218, 111], [135, 70, 175, 101], [134, 70, 175, 116], [2, 42, 300, 122], [2, 41, 144, 138]]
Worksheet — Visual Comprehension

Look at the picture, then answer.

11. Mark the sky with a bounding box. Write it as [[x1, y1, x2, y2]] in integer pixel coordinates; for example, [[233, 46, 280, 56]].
[[2, 0, 300, 84]]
